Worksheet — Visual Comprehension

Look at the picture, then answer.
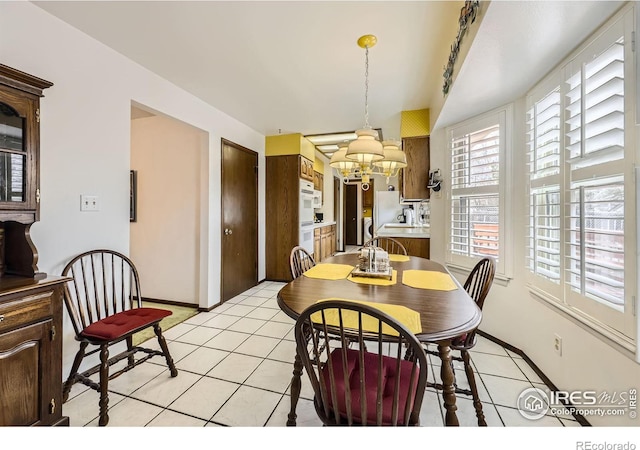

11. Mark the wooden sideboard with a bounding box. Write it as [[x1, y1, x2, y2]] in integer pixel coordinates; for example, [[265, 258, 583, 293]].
[[0, 64, 68, 426], [0, 276, 69, 426]]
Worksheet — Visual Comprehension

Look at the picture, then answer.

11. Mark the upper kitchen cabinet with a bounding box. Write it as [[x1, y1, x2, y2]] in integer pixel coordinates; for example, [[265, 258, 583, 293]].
[[0, 64, 53, 278], [400, 136, 430, 200], [313, 154, 325, 193], [299, 155, 313, 182], [399, 109, 430, 201], [313, 170, 323, 192]]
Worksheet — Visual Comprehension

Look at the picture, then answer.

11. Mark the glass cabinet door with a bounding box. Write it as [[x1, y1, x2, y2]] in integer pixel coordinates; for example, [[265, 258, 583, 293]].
[[0, 102, 26, 203]]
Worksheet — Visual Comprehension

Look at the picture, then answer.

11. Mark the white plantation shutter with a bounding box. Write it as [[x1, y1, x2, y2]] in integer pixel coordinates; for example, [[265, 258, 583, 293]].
[[527, 81, 562, 291], [527, 87, 561, 180], [567, 178, 625, 307], [526, 7, 636, 342], [527, 185, 561, 283], [563, 20, 628, 326], [447, 108, 509, 276]]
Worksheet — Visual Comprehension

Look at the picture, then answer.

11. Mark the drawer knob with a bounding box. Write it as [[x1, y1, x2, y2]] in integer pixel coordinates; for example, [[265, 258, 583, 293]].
[[0, 314, 4, 323]]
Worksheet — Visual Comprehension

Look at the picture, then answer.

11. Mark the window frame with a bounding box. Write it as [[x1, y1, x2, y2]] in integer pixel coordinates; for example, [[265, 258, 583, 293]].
[[445, 104, 513, 280], [525, 4, 637, 350]]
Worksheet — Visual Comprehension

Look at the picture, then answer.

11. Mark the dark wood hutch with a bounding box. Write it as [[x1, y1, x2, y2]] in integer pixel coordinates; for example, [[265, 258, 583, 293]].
[[0, 64, 69, 426]]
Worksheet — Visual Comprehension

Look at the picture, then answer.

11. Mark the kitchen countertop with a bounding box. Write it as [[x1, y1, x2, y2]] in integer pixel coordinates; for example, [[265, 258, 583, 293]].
[[310, 221, 336, 230], [375, 223, 430, 238]]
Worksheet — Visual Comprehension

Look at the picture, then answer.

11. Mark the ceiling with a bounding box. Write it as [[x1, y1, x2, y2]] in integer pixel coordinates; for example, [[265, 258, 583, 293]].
[[34, 1, 625, 155]]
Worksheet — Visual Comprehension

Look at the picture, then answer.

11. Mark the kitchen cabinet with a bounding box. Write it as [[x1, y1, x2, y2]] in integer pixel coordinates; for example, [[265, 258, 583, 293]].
[[394, 237, 430, 259], [299, 155, 314, 182], [313, 224, 336, 262], [363, 184, 373, 209], [313, 171, 323, 193], [0, 277, 69, 426], [400, 136, 430, 201], [313, 228, 321, 261]]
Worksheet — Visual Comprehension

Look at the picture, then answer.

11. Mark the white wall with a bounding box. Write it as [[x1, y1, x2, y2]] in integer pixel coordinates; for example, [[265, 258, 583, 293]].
[[0, 2, 266, 374], [429, 97, 640, 426], [131, 114, 206, 305]]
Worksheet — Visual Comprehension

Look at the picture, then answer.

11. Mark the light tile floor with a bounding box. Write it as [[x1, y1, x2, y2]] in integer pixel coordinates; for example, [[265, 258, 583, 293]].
[[62, 281, 584, 427]]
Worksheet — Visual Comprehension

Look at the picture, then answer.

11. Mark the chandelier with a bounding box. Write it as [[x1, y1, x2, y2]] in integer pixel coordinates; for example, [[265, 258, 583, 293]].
[[329, 35, 406, 191]]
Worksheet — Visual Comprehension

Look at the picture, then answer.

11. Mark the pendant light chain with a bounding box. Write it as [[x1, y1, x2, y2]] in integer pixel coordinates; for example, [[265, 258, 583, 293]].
[[364, 44, 370, 129]]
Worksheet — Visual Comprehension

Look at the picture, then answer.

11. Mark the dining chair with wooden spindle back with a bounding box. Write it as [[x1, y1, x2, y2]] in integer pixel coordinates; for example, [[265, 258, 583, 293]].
[[290, 245, 316, 279], [60, 249, 178, 426], [363, 237, 408, 255], [424, 256, 496, 426], [295, 300, 429, 426]]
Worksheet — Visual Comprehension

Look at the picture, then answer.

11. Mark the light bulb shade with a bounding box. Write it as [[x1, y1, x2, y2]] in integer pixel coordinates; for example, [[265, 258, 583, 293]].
[[345, 129, 384, 164], [329, 147, 358, 177], [373, 139, 407, 177]]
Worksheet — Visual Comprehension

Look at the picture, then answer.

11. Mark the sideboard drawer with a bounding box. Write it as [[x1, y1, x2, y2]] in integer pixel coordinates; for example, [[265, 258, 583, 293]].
[[0, 290, 53, 334]]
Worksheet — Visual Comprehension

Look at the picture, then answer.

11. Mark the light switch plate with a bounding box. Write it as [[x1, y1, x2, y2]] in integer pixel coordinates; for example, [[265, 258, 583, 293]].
[[80, 195, 99, 211]]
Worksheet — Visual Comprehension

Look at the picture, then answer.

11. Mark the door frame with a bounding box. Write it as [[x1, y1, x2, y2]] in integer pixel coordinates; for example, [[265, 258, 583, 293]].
[[220, 138, 258, 303]]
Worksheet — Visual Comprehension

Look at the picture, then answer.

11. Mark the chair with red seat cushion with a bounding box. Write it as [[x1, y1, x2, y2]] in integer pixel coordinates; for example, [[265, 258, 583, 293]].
[[295, 300, 429, 426], [61, 249, 178, 426], [424, 257, 496, 426]]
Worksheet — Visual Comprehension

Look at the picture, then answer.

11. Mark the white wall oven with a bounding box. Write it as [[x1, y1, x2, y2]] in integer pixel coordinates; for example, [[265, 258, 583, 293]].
[[299, 180, 315, 253], [299, 180, 315, 226]]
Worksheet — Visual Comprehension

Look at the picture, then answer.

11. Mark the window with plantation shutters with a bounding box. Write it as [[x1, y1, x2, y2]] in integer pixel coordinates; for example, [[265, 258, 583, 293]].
[[525, 6, 636, 344], [527, 84, 562, 287], [447, 107, 511, 277]]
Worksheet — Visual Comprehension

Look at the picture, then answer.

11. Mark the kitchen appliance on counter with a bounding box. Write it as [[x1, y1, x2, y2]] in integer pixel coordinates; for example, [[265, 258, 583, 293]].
[[312, 189, 322, 208], [315, 212, 324, 223], [403, 207, 415, 226]]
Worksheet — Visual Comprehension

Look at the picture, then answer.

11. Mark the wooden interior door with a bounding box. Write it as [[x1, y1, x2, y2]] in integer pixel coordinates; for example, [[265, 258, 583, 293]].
[[345, 184, 358, 246], [221, 139, 258, 302]]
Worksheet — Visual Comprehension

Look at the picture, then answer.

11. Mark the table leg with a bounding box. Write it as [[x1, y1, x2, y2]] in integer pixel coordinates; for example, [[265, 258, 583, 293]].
[[286, 352, 304, 426], [438, 343, 459, 426]]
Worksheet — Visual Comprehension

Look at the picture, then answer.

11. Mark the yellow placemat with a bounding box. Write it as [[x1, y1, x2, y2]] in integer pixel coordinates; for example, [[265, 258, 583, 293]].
[[311, 298, 422, 335], [389, 254, 410, 262], [347, 269, 397, 286], [402, 270, 458, 291], [303, 263, 355, 280]]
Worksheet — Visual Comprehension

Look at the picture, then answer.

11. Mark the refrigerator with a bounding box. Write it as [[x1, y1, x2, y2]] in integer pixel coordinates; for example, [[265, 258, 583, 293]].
[[374, 190, 403, 229]]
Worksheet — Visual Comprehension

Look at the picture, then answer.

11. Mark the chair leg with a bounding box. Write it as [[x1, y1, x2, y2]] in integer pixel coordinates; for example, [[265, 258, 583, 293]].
[[154, 324, 178, 377], [98, 344, 110, 426], [62, 341, 89, 402], [462, 350, 487, 426], [126, 335, 135, 367]]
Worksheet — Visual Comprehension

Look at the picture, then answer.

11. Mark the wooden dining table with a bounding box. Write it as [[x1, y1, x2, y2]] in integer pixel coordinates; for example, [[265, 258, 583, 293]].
[[277, 253, 482, 426]]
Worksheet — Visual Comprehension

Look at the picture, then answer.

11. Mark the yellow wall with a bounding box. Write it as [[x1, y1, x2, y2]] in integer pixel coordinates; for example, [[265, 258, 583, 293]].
[[265, 133, 301, 156], [400, 109, 430, 137], [299, 136, 316, 161], [265, 133, 316, 162], [314, 154, 325, 174]]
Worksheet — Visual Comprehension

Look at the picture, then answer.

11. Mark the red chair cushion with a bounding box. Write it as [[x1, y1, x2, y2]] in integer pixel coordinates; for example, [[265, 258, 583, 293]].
[[80, 307, 172, 341], [321, 347, 419, 425]]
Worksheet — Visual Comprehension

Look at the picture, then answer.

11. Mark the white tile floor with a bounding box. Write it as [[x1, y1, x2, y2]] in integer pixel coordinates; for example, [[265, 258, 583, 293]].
[[61, 280, 584, 428]]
